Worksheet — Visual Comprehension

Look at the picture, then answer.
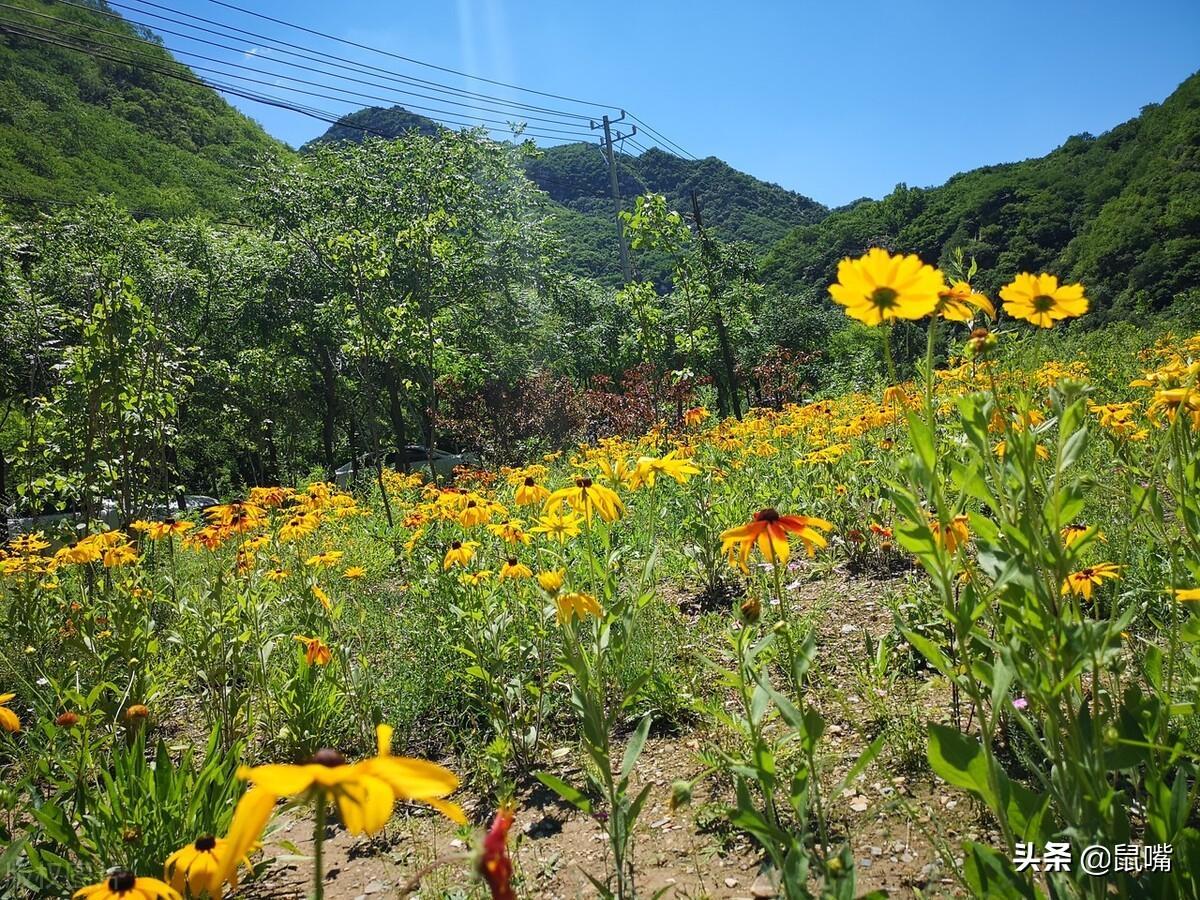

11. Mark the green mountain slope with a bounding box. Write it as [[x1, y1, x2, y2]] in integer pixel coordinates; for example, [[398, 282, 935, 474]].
[[0, 0, 286, 219], [762, 72, 1200, 317], [307, 105, 828, 283]]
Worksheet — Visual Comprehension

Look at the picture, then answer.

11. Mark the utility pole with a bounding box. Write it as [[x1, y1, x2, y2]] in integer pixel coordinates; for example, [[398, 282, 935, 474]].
[[591, 111, 636, 284]]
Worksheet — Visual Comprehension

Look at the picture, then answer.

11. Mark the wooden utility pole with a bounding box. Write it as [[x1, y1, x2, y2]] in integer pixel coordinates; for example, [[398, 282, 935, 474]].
[[591, 111, 636, 284]]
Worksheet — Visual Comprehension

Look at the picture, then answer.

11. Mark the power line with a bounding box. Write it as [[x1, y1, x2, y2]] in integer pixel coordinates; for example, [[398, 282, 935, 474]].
[[20, 2, 595, 134], [95, 0, 605, 122], [626, 112, 698, 160], [0, 18, 592, 144], [202, 0, 619, 110]]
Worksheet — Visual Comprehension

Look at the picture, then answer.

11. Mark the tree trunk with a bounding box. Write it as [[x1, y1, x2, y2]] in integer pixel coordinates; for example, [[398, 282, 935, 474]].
[[319, 347, 338, 479]]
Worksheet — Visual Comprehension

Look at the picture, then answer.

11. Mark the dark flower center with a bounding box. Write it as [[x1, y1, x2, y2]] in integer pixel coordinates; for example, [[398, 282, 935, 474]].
[[108, 871, 137, 892], [466, 500, 477, 508], [311, 748, 346, 767], [578, 477, 593, 489], [524, 477, 535, 486], [164, 518, 176, 526], [755, 508, 781, 522], [1032, 294, 1055, 312], [507, 558, 518, 566], [870, 286, 898, 308], [195, 835, 217, 852], [451, 541, 462, 549]]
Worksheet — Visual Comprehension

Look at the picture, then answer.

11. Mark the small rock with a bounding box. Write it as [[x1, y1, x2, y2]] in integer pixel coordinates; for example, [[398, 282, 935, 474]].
[[725, 877, 739, 888], [750, 872, 778, 897], [363, 881, 385, 895], [870, 846, 882, 857], [860, 859, 872, 869], [449, 838, 465, 849]]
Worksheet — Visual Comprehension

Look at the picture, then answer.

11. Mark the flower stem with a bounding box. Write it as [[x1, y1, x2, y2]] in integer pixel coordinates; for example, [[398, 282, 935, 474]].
[[313, 794, 326, 900]]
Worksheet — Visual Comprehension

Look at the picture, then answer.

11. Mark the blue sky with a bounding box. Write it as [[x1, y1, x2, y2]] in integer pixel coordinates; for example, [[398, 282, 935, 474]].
[[145, 0, 1200, 206]]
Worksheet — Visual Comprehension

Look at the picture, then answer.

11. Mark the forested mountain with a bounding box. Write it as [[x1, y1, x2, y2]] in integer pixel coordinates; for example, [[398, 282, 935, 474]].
[[307, 105, 828, 284], [0, 0, 286, 219], [762, 71, 1200, 318]]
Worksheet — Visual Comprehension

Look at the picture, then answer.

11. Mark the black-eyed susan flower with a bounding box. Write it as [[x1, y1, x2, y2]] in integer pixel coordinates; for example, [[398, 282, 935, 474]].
[[1062, 563, 1121, 600], [930, 514, 971, 553], [164, 835, 245, 896], [545, 477, 624, 523], [719, 509, 832, 571], [460, 570, 493, 586], [529, 510, 583, 543], [1060, 523, 1091, 547], [683, 406, 711, 428], [537, 570, 565, 595], [627, 451, 701, 489], [999, 273, 1088, 327], [828, 248, 944, 325], [205, 502, 266, 533], [56, 540, 102, 566], [74, 871, 181, 900], [499, 558, 532, 580], [146, 519, 194, 540], [555, 591, 602, 625], [294, 635, 332, 666], [443, 540, 478, 570], [264, 567, 289, 583], [103, 544, 139, 568], [514, 477, 550, 506], [487, 519, 530, 544], [312, 585, 332, 610], [0, 692, 20, 732], [305, 550, 345, 569], [278, 512, 319, 542]]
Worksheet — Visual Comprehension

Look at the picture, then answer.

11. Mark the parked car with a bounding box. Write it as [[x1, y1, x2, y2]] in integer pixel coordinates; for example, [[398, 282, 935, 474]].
[[334, 445, 482, 487], [5, 494, 218, 540]]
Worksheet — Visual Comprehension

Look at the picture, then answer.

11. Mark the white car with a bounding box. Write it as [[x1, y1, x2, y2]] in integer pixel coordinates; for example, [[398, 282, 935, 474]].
[[334, 446, 482, 488]]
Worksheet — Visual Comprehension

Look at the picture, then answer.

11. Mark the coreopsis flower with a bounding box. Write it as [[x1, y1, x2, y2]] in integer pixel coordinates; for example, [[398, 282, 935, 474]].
[[73, 871, 181, 900], [683, 406, 711, 428], [537, 570, 565, 595], [487, 519, 531, 545], [343, 566, 366, 580], [1062, 563, 1121, 600], [294, 635, 332, 666], [627, 451, 701, 489], [828, 248, 944, 325], [164, 835, 245, 896], [999, 273, 1088, 327], [936, 281, 995, 322], [556, 591, 602, 625], [929, 514, 970, 552], [719, 509, 832, 571], [529, 510, 583, 544], [478, 805, 516, 900], [499, 558, 532, 580], [0, 693, 20, 732], [443, 540, 479, 570], [146, 519, 193, 540], [545, 477, 624, 523], [514, 477, 550, 506], [1174, 587, 1200, 602], [305, 550, 345, 569]]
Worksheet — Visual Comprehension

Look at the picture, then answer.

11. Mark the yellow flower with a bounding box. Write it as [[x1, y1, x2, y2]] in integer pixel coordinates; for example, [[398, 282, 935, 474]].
[[1060, 523, 1091, 547], [343, 566, 366, 580], [459, 497, 492, 527], [1062, 563, 1121, 600], [460, 570, 493, 586], [936, 281, 995, 322], [828, 248, 944, 325], [628, 451, 701, 489], [683, 406, 711, 427], [205, 502, 266, 533], [1174, 587, 1200, 602], [56, 540, 102, 566], [164, 835, 245, 896], [294, 635, 333, 666], [999, 273, 1088, 327], [264, 567, 289, 583], [8, 532, 50, 554], [278, 512, 320, 542], [514, 477, 550, 506], [487, 519, 531, 544], [537, 569, 565, 595], [305, 550, 345, 569], [499, 558, 532, 580], [555, 591, 602, 625], [0, 692, 20, 733], [146, 519, 194, 540], [529, 509, 583, 544], [443, 540, 478, 570], [74, 871, 181, 900], [545, 477, 624, 523], [312, 585, 332, 610], [719, 509, 832, 571], [103, 544, 139, 568], [930, 514, 970, 552]]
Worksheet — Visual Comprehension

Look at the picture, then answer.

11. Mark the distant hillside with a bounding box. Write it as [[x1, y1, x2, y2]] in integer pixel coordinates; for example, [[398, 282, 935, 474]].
[[308, 105, 828, 284], [0, 0, 285, 219], [762, 72, 1200, 317]]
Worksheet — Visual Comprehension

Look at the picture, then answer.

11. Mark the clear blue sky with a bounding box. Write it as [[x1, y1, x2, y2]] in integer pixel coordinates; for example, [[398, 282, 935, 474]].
[[147, 0, 1200, 207]]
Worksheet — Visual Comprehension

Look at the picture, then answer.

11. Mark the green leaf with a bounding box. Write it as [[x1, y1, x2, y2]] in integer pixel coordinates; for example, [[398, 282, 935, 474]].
[[534, 772, 592, 814], [620, 715, 652, 781], [962, 841, 1038, 899]]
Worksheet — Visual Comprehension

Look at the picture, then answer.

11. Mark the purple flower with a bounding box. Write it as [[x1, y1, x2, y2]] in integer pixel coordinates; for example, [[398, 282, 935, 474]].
[[1012, 697, 1029, 711]]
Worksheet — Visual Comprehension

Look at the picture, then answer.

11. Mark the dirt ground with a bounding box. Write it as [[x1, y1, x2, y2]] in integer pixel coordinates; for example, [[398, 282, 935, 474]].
[[242, 573, 996, 898]]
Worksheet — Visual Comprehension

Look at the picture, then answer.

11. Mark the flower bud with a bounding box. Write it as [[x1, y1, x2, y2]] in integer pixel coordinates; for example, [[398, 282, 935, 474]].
[[669, 780, 693, 811], [739, 596, 761, 624]]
